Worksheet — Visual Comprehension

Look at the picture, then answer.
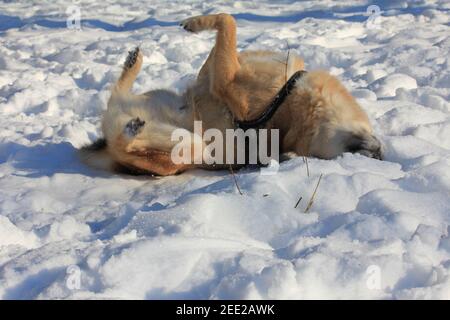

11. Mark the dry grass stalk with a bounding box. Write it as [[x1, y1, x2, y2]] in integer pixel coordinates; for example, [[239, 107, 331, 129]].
[[303, 156, 310, 177], [229, 165, 243, 195], [304, 173, 323, 213]]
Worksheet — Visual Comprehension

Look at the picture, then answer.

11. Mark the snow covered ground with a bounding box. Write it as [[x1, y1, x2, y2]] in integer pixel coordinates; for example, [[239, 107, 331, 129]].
[[0, 0, 450, 299]]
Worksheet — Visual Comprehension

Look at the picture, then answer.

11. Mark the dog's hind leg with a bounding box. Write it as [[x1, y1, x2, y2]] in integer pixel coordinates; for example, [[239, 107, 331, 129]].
[[181, 14, 249, 120], [113, 47, 143, 94]]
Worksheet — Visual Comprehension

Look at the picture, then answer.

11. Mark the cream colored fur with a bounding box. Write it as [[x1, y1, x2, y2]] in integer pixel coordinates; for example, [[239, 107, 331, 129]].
[[81, 13, 382, 175]]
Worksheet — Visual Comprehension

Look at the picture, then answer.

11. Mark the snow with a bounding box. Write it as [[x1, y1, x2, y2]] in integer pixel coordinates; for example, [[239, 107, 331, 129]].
[[369, 73, 418, 98], [0, 0, 450, 300]]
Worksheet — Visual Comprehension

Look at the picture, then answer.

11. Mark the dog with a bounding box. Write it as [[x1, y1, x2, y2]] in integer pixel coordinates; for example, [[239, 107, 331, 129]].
[[80, 13, 383, 176]]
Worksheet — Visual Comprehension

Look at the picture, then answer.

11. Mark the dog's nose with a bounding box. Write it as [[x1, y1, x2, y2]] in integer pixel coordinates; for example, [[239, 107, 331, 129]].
[[363, 135, 384, 160], [369, 135, 384, 160], [346, 134, 384, 160]]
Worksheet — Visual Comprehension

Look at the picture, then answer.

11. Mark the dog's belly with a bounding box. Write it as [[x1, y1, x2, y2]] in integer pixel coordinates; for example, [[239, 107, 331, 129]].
[[185, 81, 234, 132], [183, 50, 304, 165], [189, 50, 303, 128], [237, 51, 304, 117]]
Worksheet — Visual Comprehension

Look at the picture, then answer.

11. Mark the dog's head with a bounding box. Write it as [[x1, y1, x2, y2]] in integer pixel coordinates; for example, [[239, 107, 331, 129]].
[[295, 71, 384, 160], [309, 124, 384, 160]]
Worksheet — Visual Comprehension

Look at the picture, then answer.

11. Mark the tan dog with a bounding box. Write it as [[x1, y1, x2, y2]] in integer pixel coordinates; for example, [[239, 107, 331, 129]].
[[81, 13, 382, 176]]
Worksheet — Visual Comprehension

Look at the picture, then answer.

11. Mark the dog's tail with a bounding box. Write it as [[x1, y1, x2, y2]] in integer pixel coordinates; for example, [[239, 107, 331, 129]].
[[79, 138, 115, 172]]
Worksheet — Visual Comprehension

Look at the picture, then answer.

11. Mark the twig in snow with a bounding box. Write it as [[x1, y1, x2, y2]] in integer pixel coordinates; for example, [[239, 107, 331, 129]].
[[294, 196, 303, 209]]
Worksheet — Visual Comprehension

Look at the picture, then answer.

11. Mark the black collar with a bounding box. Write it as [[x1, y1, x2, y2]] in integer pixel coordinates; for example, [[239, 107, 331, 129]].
[[236, 70, 308, 130]]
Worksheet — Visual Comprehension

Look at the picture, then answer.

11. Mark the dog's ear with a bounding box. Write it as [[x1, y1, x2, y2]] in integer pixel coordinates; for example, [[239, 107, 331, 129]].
[[345, 132, 383, 160]]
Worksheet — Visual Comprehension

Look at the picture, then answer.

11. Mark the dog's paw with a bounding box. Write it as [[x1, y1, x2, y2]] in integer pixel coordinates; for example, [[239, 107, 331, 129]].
[[124, 117, 146, 137], [179, 16, 205, 33], [124, 47, 142, 69]]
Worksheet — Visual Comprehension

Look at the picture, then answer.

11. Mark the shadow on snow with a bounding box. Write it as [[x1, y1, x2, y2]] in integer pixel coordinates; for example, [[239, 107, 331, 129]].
[[1, 3, 447, 32]]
